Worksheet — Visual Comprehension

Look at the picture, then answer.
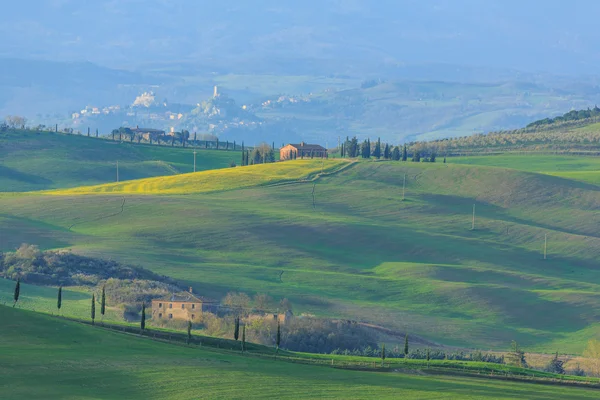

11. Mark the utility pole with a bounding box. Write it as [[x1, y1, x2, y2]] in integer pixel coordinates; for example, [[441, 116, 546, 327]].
[[544, 234, 547, 260], [471, 204, 475, 230], [402, 173, 406, 201], [116, 161, 119, 182]]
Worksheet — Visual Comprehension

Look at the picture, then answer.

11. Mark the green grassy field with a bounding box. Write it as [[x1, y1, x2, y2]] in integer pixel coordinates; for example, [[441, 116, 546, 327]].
[[0, 130, 240, 191], [4, 156, 600, 354], [450, 154, 600, 184], [2, 305, 598, 400]]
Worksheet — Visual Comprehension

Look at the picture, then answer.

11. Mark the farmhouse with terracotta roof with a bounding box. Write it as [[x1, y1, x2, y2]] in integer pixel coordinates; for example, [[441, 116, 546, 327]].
[[280, 142, 327, 160]]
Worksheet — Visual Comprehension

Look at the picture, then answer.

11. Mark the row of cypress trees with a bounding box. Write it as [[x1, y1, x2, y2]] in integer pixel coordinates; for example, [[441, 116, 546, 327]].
[[340, 136, 442, 163]]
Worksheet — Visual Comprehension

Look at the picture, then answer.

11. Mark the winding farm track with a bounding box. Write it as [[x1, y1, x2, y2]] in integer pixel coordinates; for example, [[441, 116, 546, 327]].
[[68, 196, 126, 231]]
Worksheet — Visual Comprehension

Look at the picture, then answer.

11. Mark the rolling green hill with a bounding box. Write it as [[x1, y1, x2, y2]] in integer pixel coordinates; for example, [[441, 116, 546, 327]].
[[0, 130, 240, 192], [3, 158, 600, 354], [2, 305, 598, 400]]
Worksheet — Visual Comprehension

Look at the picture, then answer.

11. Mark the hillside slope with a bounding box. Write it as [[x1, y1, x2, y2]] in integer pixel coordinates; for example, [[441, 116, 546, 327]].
[[0, 130, 239, 191], [48, 159, 347, 195], [3, 160, 600, 352], [2, 306, 597, 400]]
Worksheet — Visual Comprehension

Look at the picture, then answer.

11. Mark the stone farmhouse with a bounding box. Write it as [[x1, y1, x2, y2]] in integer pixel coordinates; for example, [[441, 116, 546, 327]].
[[151, 289, 217, 322], [280, 142, 327, 160]]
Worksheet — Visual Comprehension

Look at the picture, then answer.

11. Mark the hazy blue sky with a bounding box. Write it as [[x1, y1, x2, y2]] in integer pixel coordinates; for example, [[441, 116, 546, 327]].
[[2, 0, 600, 75]]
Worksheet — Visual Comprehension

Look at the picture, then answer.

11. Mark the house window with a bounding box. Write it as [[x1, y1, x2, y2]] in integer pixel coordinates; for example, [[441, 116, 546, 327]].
[[169, 303, 172, 309], [191, 314, 195, 320], [159, 303, 162, 308], [168, 314, 173, 319], [182, 304, 185, 309], [192, 304, 195, 309], [159, 313, 162, 318]]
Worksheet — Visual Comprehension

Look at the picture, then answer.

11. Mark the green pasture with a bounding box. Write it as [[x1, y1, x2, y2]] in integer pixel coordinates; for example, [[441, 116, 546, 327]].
[[2, 305, 598, 400], [0, 130, 239, 191], [450, 154, 600, 184], [3, 159, 600, 353]]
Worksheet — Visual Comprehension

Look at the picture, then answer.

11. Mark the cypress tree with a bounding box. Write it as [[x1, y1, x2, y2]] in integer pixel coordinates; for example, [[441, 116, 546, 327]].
[[443, 155, 447, 163], [276, 320, 281, 353], [91, 294, 96, 325], [140, 303, 146, 332], [216, 138, 219, 150], [367, 138, 371, 158], [426, 348, 431, 368], [381, 343, 386, 367], [374, 138, 381, 159], [226, 140, 229, 150], [404, 334, 409, 356], [234, 317, 240, 341], [392, 146, 401, 161], [101, 285, 106, 319], [13, 278, 20, 308], [187, 320, 192, 345], [383, 143, 390, 159], [233, 140, 236, 150], [402, 145, 408, 162], [361, 140, 370, 159], [241, 325, 246, 352], [57, 286, 62, 313]]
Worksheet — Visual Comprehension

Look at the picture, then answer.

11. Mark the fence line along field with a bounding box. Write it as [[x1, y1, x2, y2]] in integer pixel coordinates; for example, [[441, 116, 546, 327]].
[[3, 305, 600, 400]]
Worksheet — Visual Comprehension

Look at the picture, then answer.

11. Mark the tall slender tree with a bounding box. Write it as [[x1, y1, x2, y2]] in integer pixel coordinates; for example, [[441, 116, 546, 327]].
[[101, 285, 106, 320], [383, 143, 390, 159], [392, 146, 401, 161], [140, 303, 146, 332], [276, 320, 281, 353], [374, 138, 381, 159], [426, 348, 431, 368], [241, 325, 246, 352], [404, 334, 409, 356], [402, 145, 408, 162], [13, 278, 20, 308], [360, 140, 370, 159], [234, 317, 240, 341], [91, 294, 96, 325], [381, 343, 386, 367], [187, 320, 192, 345], [57, 286, 62, 314]]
